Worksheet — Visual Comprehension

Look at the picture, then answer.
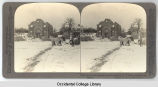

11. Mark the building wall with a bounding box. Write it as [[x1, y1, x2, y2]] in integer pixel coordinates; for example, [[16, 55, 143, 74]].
[[28, 19, 53, 39], [97, 19, 121, 39]]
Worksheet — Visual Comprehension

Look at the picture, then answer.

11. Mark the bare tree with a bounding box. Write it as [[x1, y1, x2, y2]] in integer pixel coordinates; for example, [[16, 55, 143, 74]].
[[60, 17, 75, 34], [65, 17, 75, 31], [53, 28, 57, 33], [133, 18, 144, 46], [134, 18, 143, 33]]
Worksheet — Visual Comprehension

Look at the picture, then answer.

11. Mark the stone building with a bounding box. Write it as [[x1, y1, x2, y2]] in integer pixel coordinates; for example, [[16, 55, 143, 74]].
[[28, 19, 53, 39], [97, 19, 121, 40]]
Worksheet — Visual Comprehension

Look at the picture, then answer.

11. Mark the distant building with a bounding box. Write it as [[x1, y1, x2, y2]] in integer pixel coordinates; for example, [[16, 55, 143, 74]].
[[97, 19, 121, 40], [28, 19, 53, 39]]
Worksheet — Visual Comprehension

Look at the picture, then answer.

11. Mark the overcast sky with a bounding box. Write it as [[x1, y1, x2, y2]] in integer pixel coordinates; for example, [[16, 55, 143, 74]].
[[81, 3, 146, 31], [15, 3, 80, 31], [15, 3, 146, 31]]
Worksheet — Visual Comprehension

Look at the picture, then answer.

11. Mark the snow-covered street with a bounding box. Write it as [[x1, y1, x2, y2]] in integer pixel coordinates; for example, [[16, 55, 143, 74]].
[[14, 41, 52, 72], [99, 44, 146, 72], [15, 39, 146, 73], [32, 45, 80, 72], [15, 41, 80, 72], [81, 40, 120, 72], [81, 40, 146, 72]]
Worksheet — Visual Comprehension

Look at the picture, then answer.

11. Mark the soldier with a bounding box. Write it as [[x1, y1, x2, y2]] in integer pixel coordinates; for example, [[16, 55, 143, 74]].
[[58, 39, 62, 46], [70, 33, 74, 47], [50, 36, 56, 46], [126, 37, 131, 46], [52, 40, 56, 46], [118, 36, 124, 46], [138, 31, 143, 47]]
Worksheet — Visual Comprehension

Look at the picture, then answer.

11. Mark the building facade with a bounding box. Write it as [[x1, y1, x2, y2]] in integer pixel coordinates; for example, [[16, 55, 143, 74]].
[[28, 19, 53, 39], [97, 19, 121, 40]]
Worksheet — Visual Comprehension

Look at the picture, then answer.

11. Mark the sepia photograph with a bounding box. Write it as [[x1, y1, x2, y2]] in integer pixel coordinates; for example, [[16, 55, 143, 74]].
[[14, 3, 80, 72], [81, 3, 146, 72], [14, 3, 147, 73]]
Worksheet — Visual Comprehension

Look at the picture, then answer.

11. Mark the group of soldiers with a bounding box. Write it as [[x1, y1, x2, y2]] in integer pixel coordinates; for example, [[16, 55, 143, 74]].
[[50, 34, 80, 47], [50, 33, 144, 47], [118, 35, 144, 47]]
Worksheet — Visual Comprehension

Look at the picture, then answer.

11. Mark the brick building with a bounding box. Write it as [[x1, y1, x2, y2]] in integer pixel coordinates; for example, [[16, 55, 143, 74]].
[[97, 19, 121, 40], [28, 19, 53, 39]]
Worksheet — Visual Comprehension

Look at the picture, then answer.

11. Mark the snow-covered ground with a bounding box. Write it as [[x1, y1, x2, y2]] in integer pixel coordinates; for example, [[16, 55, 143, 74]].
[[15, 40, 80, 72], [81, 40, 146, 72], [33, 45, 80, 72], [14, 40, 52, 72], [81, 40, 120, 72], [15, 38, 146, 73], [99, 44, 146, 72]]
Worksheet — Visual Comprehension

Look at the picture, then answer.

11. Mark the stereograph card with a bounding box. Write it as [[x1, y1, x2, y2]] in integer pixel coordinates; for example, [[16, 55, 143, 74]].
[[2, 2, 156, 78]]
